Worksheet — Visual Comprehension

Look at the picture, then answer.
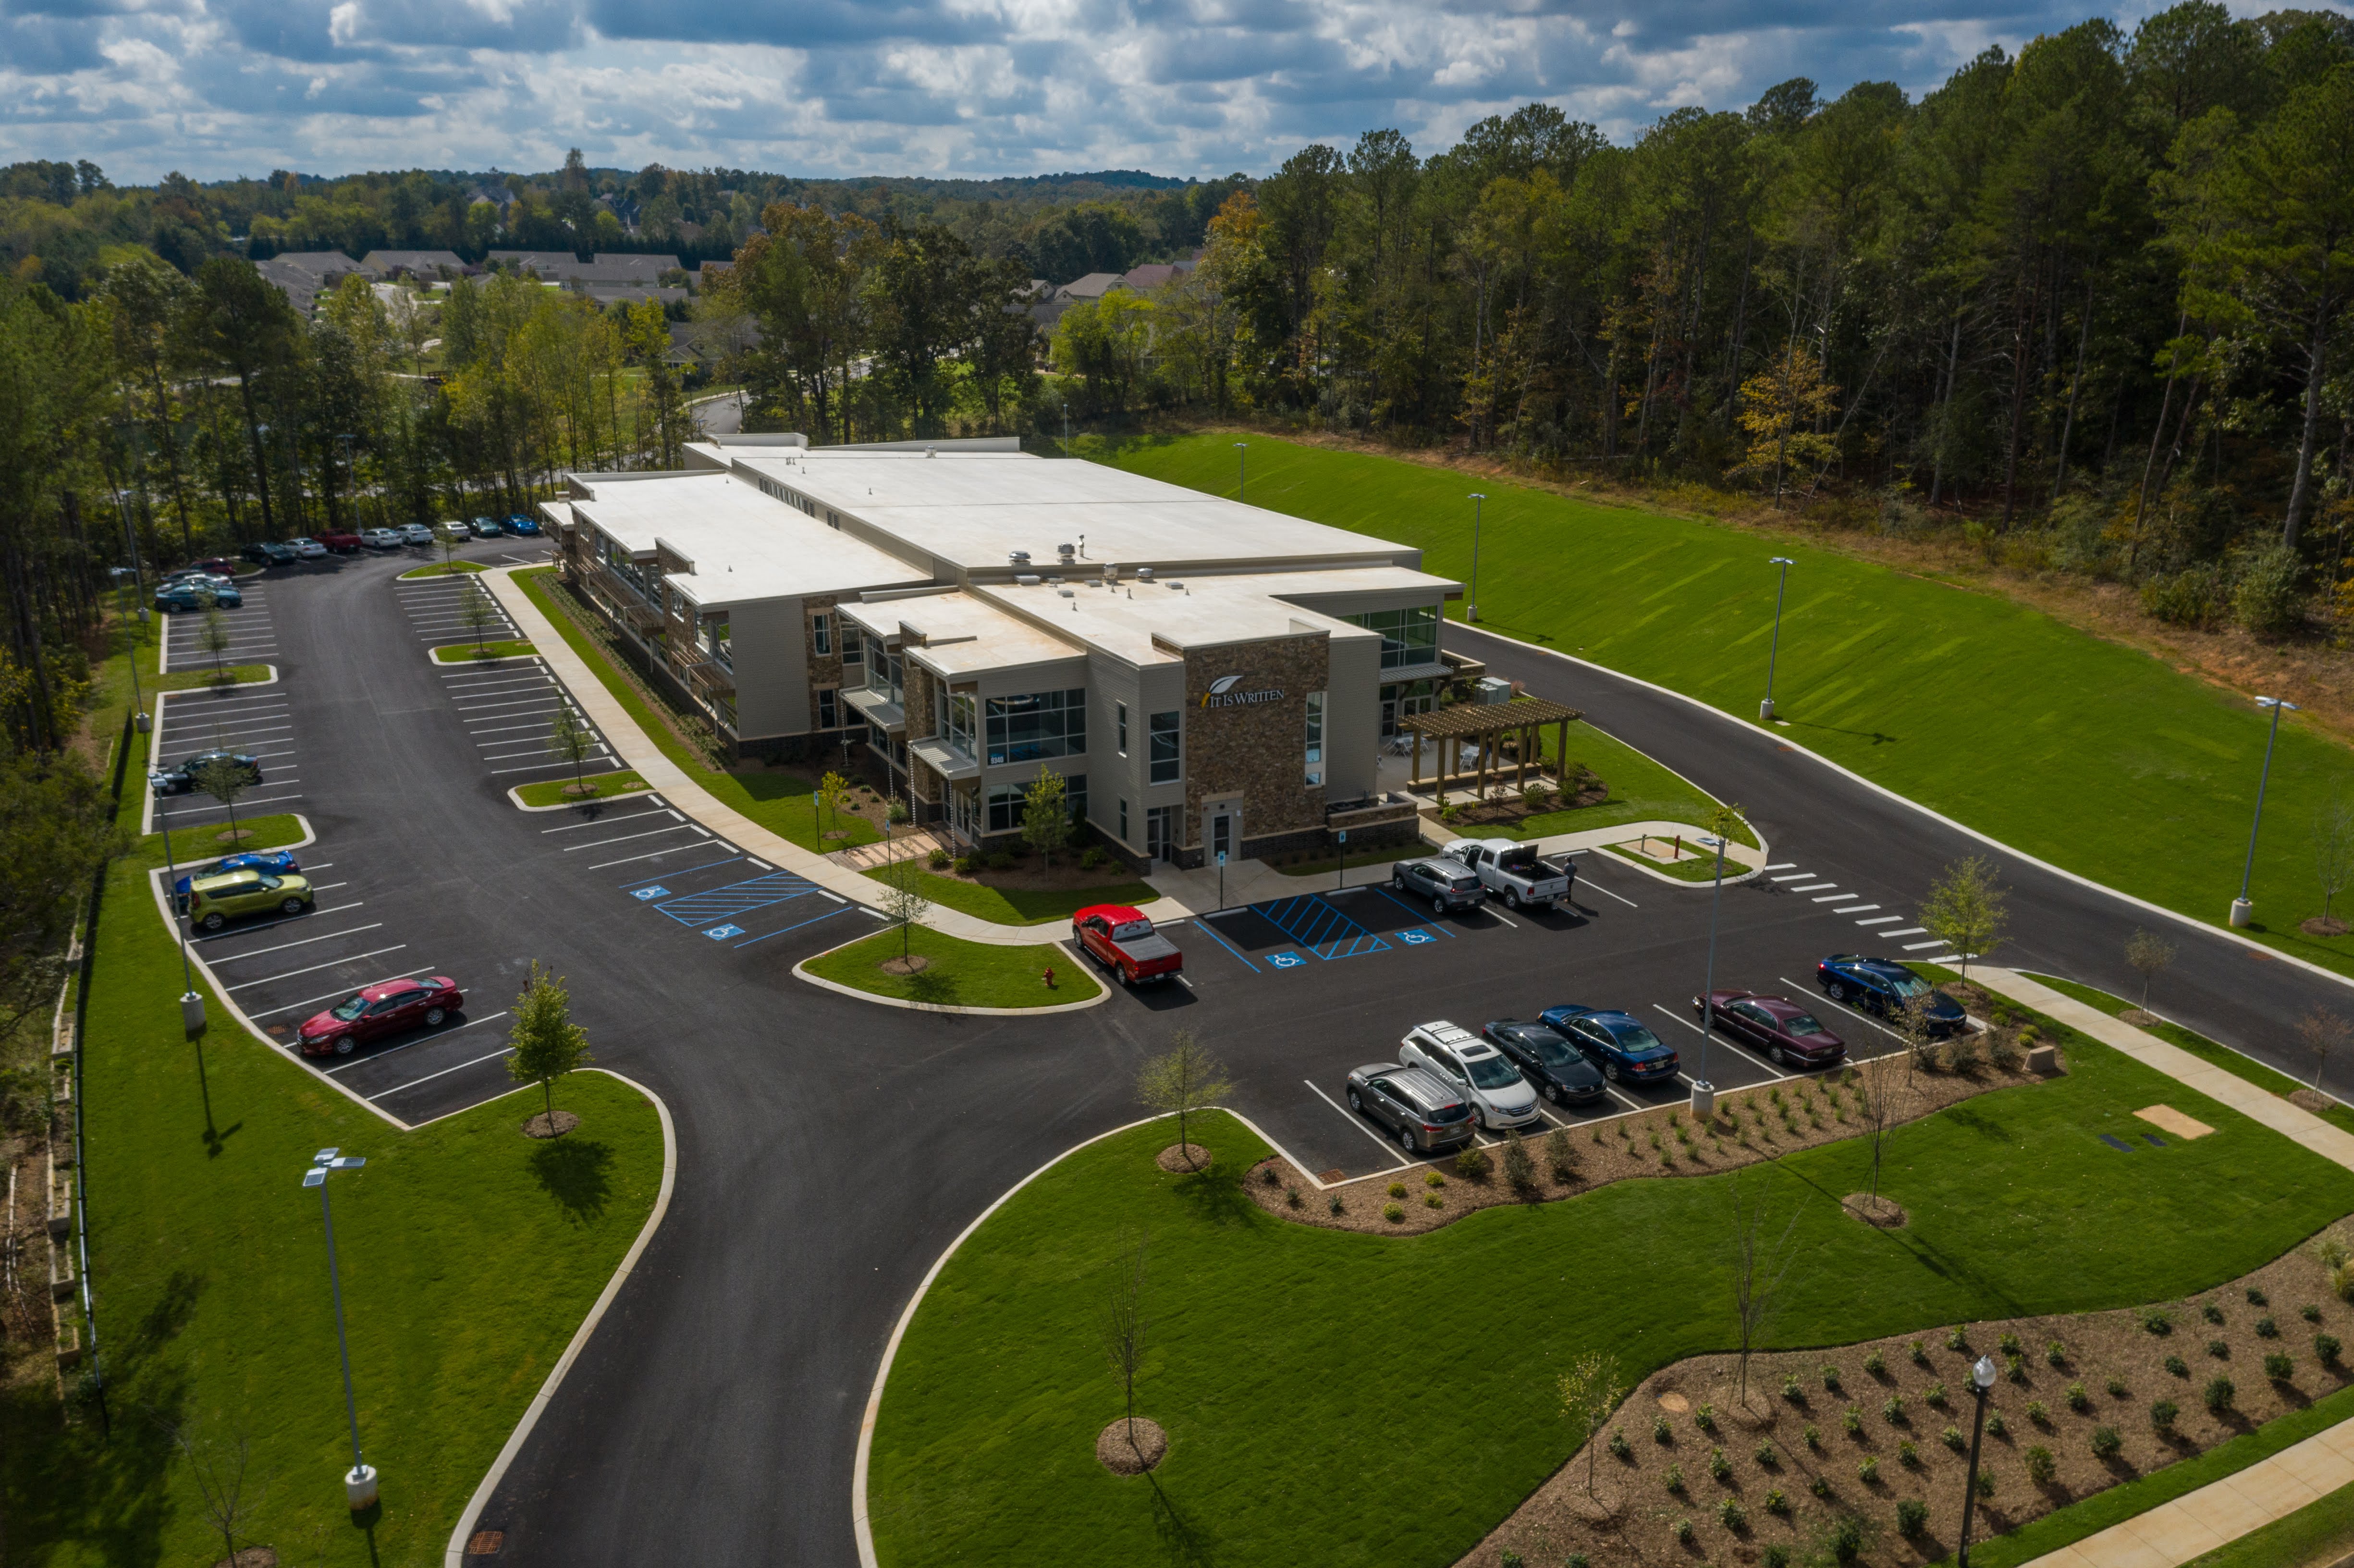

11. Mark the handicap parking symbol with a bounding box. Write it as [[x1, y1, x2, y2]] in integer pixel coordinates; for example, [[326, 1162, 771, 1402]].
[[704, 924, 745, 940], [1269, 951, 1305, 968], [631, 886, 670, 901], [1401, 928, 1434, 945]]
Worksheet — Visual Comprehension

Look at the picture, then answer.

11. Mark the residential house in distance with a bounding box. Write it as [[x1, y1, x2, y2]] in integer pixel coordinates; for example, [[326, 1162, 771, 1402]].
[[487, 249, 586, 279], [359, 249, 471, 281], [1029, 260, 1196, 330], [253, 251, 368, 313]]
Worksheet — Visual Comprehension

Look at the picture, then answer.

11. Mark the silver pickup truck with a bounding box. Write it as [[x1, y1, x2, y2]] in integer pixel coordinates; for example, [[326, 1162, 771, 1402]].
[[1440, 838, 1576, 910]]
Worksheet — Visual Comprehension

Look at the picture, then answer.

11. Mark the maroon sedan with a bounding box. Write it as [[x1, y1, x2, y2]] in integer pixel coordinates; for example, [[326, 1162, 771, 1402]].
[[297, 975, 464, 1057], [1693, 990, 1847, 1069]]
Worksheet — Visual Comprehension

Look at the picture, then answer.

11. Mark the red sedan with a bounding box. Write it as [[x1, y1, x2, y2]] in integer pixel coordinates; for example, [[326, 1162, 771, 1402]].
[[297, 975, 464, 1057], [1693, 989, 1848, 1069]]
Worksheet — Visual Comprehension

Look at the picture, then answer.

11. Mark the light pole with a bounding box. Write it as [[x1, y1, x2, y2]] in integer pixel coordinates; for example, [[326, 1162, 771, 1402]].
[[1234, 442, 1247, 503], [1692, 832, 1729, 1122], [154, 790, 205, 1041], [303, 1148, 378, 1509], [1760, 556, 1794, 722], [1467, 494, 1486, 623], [2232, 696, 2299, 928], [108, 486, 153, 736], [1957, 1352, 1998, 1566]]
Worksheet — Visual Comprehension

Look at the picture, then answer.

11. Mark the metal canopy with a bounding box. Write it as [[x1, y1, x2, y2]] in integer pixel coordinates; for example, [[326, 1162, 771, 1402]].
[[1398, 695, 1581, 738], [1400, 695, 1584, 807]]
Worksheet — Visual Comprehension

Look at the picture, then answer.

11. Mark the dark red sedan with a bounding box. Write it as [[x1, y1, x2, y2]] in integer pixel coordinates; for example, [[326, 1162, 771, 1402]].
[[297, 975, 464, 1056], [1693, 990, 1847, 1069]]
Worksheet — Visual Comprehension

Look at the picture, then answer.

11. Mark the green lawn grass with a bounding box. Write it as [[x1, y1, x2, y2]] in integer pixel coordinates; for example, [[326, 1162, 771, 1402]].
[[1601, 839, 1742, 882], [858, 864, 1157, 926], [803, 923, 1102, 1008], [514, 770, 652, 807], [1097, 433, 2354, 975], [430, 638, 535, 662], [3, 722, 665, 1568], [513, 567, 879, 853], [1439, 716, 1759, 846], [2181, 1476, 2354, 1568], [398, 559, 487, 578], [148, 811, 306, 861], [869, 1022, 2354, 1567]]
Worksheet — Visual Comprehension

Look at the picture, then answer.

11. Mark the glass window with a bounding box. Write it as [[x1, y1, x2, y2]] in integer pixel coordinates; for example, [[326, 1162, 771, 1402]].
[[1119, 797, 1129, 841], [985, 688, 1087, 765], [818, 688, 839, 729], [1347, 605, 1441, 670], [1148, 711, 1180, 784], [1305, 690, 1324, 785], [944, 693, 977, 758], [812, 612, 832, 656], [841, 625, 862, 666], [705, 615, 731, 666], [1066, 772, 1087, 826], [986, 784, 1026, 833], [1116, 701, 1128, 755]]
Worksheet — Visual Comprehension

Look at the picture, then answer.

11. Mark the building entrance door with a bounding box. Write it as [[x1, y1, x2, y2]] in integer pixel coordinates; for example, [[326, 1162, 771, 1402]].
[[1145, 805, 1175, 862], [1202, 798, 1241, 866]]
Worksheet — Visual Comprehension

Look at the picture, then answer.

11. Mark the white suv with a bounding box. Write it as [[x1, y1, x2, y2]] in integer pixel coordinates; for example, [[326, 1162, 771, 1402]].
[[1399, 1021, 1542, 1132], [400, 523, 434, 546], [361, 528, 403, 549]]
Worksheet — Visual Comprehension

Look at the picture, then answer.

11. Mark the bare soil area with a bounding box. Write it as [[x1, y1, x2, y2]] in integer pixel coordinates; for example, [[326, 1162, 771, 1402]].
[[522, 1109, 580, 1139], [1454, 1226, 2354, 1568], [1156, 1143, 1212, 1174], [1097, 1417, 1168, 1475]]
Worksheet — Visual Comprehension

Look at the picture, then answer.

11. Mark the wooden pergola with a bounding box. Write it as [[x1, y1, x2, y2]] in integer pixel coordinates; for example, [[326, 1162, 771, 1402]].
[[1402, 695, 1583, 807]]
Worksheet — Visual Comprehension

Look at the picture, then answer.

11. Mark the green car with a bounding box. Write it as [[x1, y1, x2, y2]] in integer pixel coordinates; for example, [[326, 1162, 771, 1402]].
[[185, 869, 314, 931]]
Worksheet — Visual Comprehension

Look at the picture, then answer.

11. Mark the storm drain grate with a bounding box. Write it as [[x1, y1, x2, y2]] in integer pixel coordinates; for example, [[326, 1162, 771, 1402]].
[[466, 1530, 504, 1555]]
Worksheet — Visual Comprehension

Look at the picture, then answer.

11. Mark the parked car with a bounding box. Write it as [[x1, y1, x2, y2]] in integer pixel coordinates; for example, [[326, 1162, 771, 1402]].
[[1390, 855, 1486, 913], [315, 529, 364, 553], [1344, 1062, 1479, 1154], [155, 581, 242, 612], [1695, 990, 1848, 1068], [1482, 1018, 1609, 1105], [176, 555, 238, 579], [1440, 837, 1576, 910], [1070, 904, 1183, 986], [149, 750, 262, 796], [435, 520, 471, 544], [469, 515, 504, 538], [505, 513, 541, 535], [1815, 956, 1968, 1036], [185, 868, 313, 931], [297, 975, 464, 1056], [1537, 1005, 1682, 1084], [240, 540, 298, 566], [360, 527, 404, 549], [172, 848, 302, 910], [1399, 1020, 1542, 1131], [290, 537, 329, 560], [400, 523, 435, 546]]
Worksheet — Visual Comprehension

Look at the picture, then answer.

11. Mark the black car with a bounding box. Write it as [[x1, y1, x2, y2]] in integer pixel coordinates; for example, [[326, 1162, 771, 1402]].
[[1344, 1062, 1479, 1154], [240, 540, 298, 567], [1815, 955, 1969, 1036], [149, 750, 263, 796], [1482, 1019, 1609, 1105], [1390, 855, 1486, 913]]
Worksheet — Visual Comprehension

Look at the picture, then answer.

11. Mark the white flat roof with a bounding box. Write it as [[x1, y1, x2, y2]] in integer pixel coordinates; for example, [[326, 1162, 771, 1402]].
[[728, 449, 1422, 577], [841, 591, 1085, 678], [569, 472, 930, 609], [970, 567, 1449, 667]]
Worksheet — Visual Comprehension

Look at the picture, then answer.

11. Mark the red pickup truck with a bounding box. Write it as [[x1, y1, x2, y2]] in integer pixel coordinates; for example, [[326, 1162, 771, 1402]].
[[315, 529, 364, 553], [1071, 904, 1183, 987]]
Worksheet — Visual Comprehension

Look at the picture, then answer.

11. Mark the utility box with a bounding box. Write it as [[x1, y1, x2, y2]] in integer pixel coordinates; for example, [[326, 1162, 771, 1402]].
[[1474, 676, 1513, 705]]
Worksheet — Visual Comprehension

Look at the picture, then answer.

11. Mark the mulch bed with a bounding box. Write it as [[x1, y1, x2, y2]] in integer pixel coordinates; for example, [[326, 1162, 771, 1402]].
[[1456, 1226, 2354, 1568], [210, 1551, 277, 1568], [522, 1110, 580, 1139], [1156, 1143, 1212, 1173], [1245, 1042, 2051, 1237], [1844, 1192, 1909, 1227], [1097, 1417, 1168, 1475], [880, 955, 931, 976], [925, 858, 1139, 893], [1419, 778, 1610, 832]]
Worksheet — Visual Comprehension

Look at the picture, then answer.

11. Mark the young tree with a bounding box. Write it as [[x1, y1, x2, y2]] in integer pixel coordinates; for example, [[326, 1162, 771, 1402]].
[[1099, 1232, 1151, 1460], [817, 770, 851, 842], [507, 960, 592, 1134], [197, 599, 234, 682], [874, 832, 930, 963], [1920, 855, 2009, 979], [2299, 1007, 2352, 1093], [1856, 1060, 1907, 1213], [2316, 794, 2354, 927], [456, 576, 502, 654], [1557, 1350, 1627, 1494], [1726, 1172, 1804, 1407], [545, 703, 598, 798], [1136, 1031, 1234, 1169], [167, 1417, 266, 1568], [1022, 765, 1071, 868], [2125, 928, 2178, 1009], [191, 752, 252, 843]]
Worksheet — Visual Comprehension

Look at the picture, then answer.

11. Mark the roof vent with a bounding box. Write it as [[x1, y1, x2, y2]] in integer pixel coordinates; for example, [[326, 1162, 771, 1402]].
[[1057, 588, 1075, 599], [1057, 543, 1076, 563], [925, 444, 937, 458], [1102, 564, 1118, 586], [1015, 574, 1041, 585], [1136, 566, 1153, 582], [1009, 550, 1030, 567]]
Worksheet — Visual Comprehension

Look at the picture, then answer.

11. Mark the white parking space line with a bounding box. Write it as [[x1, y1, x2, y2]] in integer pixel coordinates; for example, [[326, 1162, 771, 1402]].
[[587, 842, 707, 870], [493, 756, 612, 776], [1770, 873, 1815, 883], [322, 1010, 512, 1073], [539, 809, 670, 834], [1302, 1080, 1415, 1168], [454, 696, 568, 713], [441, 676, 549, 693], [1791, 882, 1838, 893], [1778, 977, 1908, 1041], [467, 707, 564, 726], [1601, 1082, 1648, 1112], [472, 721, 559, 738], [159, 694, 287, 711], [1900, 939, 1946, 951], [171, 788, 304, 808], [1581, 877, 1639, 908], [194, 916, 385, 955], [1654, 1005, 1792, 1081], [247, 968, 438, 1019], [1763, 862, 1797, 871], [1855, 916, 1900, 926], [1812, 894, 1856, 903], [226, 943, 410, 991], [364, 1042, 517, 1100], [563, 823, 694, 853], [1833, 904, 1880, 913], [1883, 927, 1927, 937], [1484, 907, 1519, 930]]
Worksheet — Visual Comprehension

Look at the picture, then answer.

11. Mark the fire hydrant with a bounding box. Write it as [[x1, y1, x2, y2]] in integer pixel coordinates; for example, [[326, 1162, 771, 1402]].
[[1042, 965, 1056, 990]]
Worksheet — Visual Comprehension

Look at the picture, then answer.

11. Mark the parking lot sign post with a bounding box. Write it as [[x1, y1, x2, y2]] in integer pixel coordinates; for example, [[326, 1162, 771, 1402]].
[[1216, 850, 1226, 913], [1692, 833, 1728, 1124], [1761, 556, 1794, 722], [1336, 830, 1347, 893]]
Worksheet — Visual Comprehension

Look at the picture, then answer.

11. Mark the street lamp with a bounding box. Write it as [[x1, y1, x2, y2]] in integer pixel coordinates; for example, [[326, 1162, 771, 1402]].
[[2232, 696, 2300, 928], [1692, 833, 1729, 1121], [1760, 556, 1794, 722], [303, 1148, 378, 1509], [1234, 442, 1247, 503], [1957, 1352, 1999, 1566], [1467, 494, 1486, 623]]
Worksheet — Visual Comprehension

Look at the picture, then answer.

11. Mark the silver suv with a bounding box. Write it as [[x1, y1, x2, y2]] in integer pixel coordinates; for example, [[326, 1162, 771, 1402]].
[[1400, 1021, 1543, 1131], [1345, 1063, 1478, 1154]]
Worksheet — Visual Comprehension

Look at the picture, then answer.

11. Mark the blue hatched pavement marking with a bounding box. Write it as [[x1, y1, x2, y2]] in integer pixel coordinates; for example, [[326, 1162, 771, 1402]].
[[652, 870, 820, 926], [1254, 894, 1391, 961]]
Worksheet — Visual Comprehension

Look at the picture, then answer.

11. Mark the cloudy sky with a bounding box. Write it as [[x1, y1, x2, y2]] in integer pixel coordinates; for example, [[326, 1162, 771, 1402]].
[[0, 0, 2299, 185]]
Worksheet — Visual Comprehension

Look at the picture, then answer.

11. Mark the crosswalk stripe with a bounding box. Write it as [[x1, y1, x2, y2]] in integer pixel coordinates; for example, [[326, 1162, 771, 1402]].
[[1901, 939, 1946, 951]]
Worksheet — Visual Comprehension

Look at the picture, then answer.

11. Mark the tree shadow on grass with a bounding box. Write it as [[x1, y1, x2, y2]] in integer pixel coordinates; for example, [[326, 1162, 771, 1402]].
[[903, 966, 961, 1008], [529, 1136, 614, 1225], [1167, 1160, 1268, 1232], [1145, 1471, 1217, 1568]]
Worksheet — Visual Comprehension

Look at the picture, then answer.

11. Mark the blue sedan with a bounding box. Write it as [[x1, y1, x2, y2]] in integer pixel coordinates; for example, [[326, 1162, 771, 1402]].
[[156, 581, 242, 611], [1537, 1005, 1682, 1084], [1815, 955, 1968, 1036], [172, 849, 301, 909], [505, 513, 541, 535]]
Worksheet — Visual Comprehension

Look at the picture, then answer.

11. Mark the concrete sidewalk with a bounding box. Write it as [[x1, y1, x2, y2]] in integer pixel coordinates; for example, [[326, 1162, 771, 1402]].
[[1962, 968, 2354, 1568]]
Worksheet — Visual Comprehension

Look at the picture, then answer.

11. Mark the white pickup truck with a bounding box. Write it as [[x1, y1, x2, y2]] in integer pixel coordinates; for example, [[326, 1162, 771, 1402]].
[[1440, 838, 1576, 911]]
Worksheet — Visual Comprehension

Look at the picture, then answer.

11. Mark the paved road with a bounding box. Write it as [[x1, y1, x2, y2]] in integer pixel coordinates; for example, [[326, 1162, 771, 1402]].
[[693, 393, 747, 437], [146, 561, 2354, 1565]]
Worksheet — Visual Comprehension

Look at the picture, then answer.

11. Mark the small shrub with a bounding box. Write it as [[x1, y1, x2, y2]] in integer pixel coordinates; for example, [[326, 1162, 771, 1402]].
[[1881, 1394, 1905, 1423], [1653, 1415, 1673, 1444], [1709, 1446, 1732, 1482], [2305, 1304, 2324, 1323], [1987, 1410, 2008, 1437], [1828, 1516, 1864, 1562], [1326, 1194, 1343, 1215], [2106, 1376, 2128, 1397], [1694, 1403, 1717, 1433], [1909, 1339, 1929, 1366], [2025, 1445, 2057, 1484], [2090, 1425, 2122, 1458], [1672, 1518, 1693, 1545], [1898, 1438, 1920, 1468], [2026, 1400, 2049, 1427], [2142, 1308, 2173, 1335], [1812, 1474, 1833, 1499], [2318, 1333, 2342, 1365], [1607, 1428, 1632, 1460], [1942, 1425, 1966, 1452], [2249, 1286, 2270, 1307], [2205, 1375, 2235, 1413], [1857, 1455, 1879, 1483], [2267, 1352, 2295, 1382], [951, 854, 979, 874], [1261, 1166, 1280, 1188], [1998, 1331, 2023, 1356], [927, 847, 951, 870], [1285, 1185, 1301, 1208], [1947, 1326, 1970, 1352], [1501, 1130, 1536, 1192], [1766, 1488, 1790, 1517], [1897, 1497, 1928, 1538], [1544, 1126, 1576, 1182], [1423, 1170, 1444, 1189], [2209, 1339, 2230, 1360], [1864, 1349, 1887, 1378], [1755, 1440, 1778, 1467], [2007, 1353, 2028, 1384], [1783, 1371, 1803, 1401], [2165, 1354, 2189, 1377], [2151, 1398, 2179, 1432], [2203, 1302, 2226, 1325], [1925, 1382, 1948, 1409], [1422, 1192, 1441, 1209], [2066, 1382, 2089, 1412], [2047, 1339, 2068, 1368], [1975, 1469, 1997, 1499], [1717, 1497, 1746, 1531], [1663, 1462, 1685, 1493], [2257, 1315, 2280, 1340], [1821, 1362, 1843, 1391], [1566, 1557, 1589, 1568], [1382, 1202, 1404, 1224], [1453, 1146, 1493, 1180], [1842, 1405, 1863, 1435], [1803, 1422, 1822, 1450], [1386, 1181, 1407, 1199]]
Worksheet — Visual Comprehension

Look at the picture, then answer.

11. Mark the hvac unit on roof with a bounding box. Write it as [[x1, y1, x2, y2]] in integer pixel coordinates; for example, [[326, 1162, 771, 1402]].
[[1009, 550, 1031, 568]]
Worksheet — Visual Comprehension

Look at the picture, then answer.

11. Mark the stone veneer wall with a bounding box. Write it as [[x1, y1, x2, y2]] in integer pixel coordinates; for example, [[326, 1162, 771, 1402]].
[[1176, 633, 1328, 867], [804, 595, 845, 732]]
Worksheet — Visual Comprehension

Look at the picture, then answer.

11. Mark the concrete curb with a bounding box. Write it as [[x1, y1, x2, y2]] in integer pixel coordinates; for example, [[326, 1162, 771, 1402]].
[[143, 669, 286, 835], [791, 929, 1108, 1015], [396, 564, 490, 581], [429, 646, 538, 665], [442, 1069, 678, 1568], [503, 779, 655, 813]]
